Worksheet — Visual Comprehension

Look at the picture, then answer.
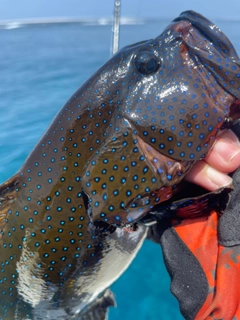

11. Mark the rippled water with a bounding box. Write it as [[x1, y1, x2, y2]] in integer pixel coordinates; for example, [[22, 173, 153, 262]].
[[0, 19, 239, 319]]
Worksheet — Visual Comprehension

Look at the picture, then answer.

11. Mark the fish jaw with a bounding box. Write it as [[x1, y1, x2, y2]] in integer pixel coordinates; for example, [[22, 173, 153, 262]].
[[173, 10, 240, 100], [170, 11, 240, 116]]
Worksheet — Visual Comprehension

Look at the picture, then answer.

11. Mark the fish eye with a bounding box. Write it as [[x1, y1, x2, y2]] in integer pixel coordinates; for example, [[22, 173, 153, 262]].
[[133, 51, 161, 75]]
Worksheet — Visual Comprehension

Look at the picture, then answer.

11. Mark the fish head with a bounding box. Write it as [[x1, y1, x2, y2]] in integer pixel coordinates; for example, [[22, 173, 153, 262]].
[[124, 10, 240, 161], [81, 12, 240, 227]]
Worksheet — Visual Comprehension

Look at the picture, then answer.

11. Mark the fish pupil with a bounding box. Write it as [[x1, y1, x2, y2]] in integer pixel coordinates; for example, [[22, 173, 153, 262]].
[[146, 58, 158, 73], [133, 51, 160, 75]]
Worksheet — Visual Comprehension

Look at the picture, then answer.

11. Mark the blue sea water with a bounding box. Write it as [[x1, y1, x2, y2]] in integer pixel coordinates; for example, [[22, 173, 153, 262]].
[[0, 19, 239, 319]]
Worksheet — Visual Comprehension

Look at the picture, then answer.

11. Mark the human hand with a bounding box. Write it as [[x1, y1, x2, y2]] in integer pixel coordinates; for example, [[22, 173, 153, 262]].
[[185, 129, 240, 191]]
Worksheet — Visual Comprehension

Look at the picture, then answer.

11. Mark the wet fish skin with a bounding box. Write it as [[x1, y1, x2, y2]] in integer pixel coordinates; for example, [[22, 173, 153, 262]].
[[0, 10, 240, 319]]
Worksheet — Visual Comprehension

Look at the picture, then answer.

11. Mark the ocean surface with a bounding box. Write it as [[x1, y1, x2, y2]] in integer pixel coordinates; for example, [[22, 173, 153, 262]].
[[0, 18, 239, 319]]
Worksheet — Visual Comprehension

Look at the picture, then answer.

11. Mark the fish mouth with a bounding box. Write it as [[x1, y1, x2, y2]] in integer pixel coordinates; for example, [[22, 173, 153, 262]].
[[172, 11, 220, 49], [170, 10, 240, 100]]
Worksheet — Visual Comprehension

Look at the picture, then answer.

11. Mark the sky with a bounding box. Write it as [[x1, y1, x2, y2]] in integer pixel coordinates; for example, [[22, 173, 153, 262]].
[[0, 0, 240, 21]]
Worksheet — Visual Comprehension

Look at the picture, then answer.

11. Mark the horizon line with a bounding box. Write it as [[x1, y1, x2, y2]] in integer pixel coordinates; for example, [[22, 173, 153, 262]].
[[0, 16, 240, 25]]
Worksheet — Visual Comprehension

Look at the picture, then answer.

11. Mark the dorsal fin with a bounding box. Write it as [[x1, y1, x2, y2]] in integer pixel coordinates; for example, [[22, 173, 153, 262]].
[[0, 175, 19, 231]]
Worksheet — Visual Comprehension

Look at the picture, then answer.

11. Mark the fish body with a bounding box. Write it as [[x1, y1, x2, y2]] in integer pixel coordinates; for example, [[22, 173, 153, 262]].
[[0, 10, 240, 319]]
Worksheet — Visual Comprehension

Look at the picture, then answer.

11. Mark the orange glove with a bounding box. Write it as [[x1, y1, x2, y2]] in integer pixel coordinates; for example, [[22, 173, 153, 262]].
[[148, 166, 240, 319]]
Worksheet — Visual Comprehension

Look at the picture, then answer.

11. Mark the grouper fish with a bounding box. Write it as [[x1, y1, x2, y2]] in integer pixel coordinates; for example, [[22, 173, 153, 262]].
[[0, 10, 240, 320]]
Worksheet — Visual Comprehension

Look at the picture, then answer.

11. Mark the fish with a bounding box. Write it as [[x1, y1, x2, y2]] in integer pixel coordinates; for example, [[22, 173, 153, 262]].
[[0, 10, 240, 320]]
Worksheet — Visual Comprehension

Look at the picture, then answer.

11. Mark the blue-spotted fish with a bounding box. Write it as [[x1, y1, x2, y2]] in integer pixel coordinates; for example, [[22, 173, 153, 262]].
[[0, 10, 240, 320]]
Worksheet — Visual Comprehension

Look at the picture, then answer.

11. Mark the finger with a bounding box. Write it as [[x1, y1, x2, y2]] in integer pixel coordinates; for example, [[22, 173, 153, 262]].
[[204, 129, 240, 173], [185, 161, 233, 191], [185, 129, 240, 191]]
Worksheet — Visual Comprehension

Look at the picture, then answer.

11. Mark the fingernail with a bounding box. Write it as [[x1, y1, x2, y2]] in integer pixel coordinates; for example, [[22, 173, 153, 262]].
[[215, 130, 240, 162], [206, 166, 233, 189]]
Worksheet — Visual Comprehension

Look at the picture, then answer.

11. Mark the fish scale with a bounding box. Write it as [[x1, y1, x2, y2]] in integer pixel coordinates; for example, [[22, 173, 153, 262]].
[[0, 10, 240, 319]]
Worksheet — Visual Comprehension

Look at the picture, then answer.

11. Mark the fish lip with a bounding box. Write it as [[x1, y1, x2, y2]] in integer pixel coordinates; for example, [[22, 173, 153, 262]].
[[171, 10, 234, 59], [169, 10, 240, 100], [172, 10, 216, 45]]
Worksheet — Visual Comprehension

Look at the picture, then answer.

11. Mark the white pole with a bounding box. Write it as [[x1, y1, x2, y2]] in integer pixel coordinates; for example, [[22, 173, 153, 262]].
[[112, 0, 121, 55]]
